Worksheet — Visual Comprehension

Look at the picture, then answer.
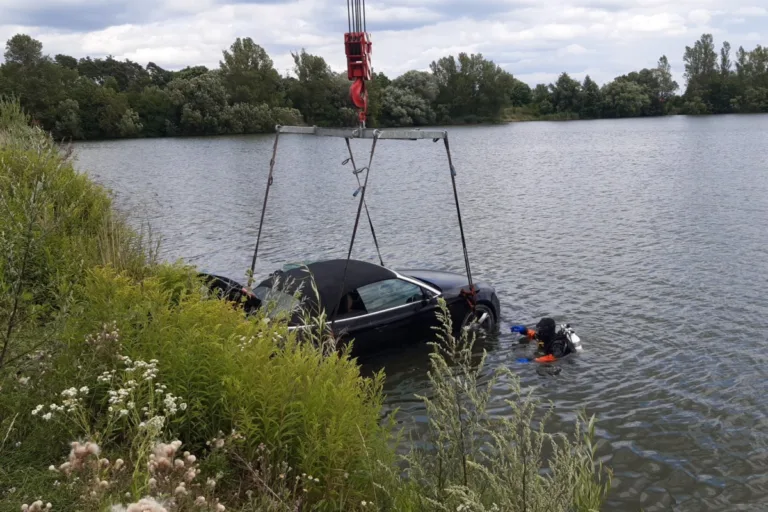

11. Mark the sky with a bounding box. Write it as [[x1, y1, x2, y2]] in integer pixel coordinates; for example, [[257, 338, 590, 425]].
[[0, 0, 766, 87]]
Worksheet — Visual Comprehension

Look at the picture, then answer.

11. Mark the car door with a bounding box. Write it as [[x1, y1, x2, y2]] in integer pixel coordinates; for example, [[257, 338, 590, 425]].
[[342, 278, 434, 355]]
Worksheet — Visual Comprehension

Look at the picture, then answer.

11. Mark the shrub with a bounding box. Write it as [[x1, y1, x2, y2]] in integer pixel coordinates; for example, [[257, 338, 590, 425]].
[[3, 266, 394, 510]]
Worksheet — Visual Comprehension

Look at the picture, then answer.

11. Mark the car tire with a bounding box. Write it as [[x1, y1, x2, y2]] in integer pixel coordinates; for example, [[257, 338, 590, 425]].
[[461, 303, 497, 335]]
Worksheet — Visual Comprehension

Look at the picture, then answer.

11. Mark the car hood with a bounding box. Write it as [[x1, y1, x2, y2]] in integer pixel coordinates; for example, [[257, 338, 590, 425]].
[[398, 269, 473, 292]]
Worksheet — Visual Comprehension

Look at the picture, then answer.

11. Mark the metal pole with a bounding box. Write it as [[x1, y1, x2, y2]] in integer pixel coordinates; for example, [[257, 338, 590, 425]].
[[345, 137, 384, 267], [443, 134, 474, 294], [247, 130, 281, 287]]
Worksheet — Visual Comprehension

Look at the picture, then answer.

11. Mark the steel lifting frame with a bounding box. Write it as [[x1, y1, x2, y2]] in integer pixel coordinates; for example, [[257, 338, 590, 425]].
[[247, 124, 476, 307]]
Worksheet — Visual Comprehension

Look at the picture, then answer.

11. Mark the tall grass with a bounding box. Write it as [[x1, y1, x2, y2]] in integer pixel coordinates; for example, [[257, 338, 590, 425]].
[[399, 300, 612, 511], [0, 97, 150, 373]]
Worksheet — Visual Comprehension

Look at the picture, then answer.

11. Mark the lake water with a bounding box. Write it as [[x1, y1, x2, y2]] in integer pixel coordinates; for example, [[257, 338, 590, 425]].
[[74, 114, 768, 511]]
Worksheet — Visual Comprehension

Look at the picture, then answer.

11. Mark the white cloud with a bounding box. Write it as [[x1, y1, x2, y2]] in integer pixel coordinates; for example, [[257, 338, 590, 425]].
[[559, 43, 590, 55], [734, 6, 768, 16], [688, 9, 712, 25]]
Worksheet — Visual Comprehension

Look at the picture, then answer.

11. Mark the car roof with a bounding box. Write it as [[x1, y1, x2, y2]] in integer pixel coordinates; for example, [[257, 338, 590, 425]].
[[255, 259, 398, 315]]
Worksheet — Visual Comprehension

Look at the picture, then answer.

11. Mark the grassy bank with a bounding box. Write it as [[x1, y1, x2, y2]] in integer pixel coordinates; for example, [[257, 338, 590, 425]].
[[0, 98, 611, 512]]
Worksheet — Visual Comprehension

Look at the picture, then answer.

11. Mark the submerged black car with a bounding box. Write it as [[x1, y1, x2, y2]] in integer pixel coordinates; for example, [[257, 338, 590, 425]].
[[202, 259, 500, 357]]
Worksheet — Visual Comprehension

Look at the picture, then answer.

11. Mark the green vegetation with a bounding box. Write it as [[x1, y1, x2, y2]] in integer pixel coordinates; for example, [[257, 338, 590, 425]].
[[0, 99, 610, 511], [1, 32, 764, 139]]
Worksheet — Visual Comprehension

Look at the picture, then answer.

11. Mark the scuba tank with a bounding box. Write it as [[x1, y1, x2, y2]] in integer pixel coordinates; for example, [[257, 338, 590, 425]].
[[559, 323, 583, 353]]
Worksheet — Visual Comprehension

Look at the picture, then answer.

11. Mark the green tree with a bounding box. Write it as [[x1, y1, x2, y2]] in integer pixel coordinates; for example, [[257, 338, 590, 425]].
[[286, 49, 343, 126], [219, 37, 281, 106], [365, 72, 390, 127], [619, 68, 662, 115], [720, 41, 732, 76], [69, 77, 132, 138], [379, 86, 435, 126], [392, 70, 439, 102], [654, 55, 678, 102], [3, 34, 43, 66], [131, 85, 177, 137], [77, 56, 150, 92], [0, 35, 77, 130], [508, 79, 532, 107], [54, 54, 78, 70], [683, 33, 718, 112], [54, 98, 83, 139], [118, 108, 143, 137], [430, 53, 512, 122], [175, 66, 209, 81], [601, 79, 650, 117], [146, 62, 175, 88], [167, 73, 230, 135], [579, 75, 602, 119], [549, 72, 581, 113]]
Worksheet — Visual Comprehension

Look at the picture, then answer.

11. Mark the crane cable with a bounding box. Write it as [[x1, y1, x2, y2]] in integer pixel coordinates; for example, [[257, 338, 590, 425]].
[[347, 0, 367, 33]]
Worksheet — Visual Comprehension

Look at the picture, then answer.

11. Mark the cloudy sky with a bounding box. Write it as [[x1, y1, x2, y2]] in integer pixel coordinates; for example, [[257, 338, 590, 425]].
[[1, 0, 766, 87]]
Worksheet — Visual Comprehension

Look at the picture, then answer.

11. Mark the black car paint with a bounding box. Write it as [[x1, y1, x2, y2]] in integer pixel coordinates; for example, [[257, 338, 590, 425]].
[[199, 266, 500, 358], [329, 270, 499, 357]]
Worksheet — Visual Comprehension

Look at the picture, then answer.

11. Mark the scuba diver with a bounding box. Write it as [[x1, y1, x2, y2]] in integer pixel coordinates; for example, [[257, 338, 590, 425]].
[[511, 317, 577, 363]]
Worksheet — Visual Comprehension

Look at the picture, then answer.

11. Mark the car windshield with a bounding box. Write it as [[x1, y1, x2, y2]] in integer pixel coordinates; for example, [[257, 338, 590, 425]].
[[252, 286, 301, 317]]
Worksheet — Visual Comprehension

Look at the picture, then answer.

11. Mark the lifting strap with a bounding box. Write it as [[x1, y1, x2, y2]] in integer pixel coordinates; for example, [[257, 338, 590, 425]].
[[343, 137, 384, 267], [247, 130, 280, 288], [330, 132, 380, 328], [442, 134, 476, 305]]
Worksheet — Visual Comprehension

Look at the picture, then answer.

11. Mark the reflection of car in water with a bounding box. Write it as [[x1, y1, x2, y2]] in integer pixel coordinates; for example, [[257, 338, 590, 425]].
[[201, 259, 500, 357]]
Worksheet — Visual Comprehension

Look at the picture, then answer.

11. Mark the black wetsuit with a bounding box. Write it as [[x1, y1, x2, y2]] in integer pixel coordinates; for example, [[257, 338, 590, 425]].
[[535, 318, 573, 358]]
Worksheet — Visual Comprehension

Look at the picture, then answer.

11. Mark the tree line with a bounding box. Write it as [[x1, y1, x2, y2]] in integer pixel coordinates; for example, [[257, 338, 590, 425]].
[[0, 32, 766, 140]]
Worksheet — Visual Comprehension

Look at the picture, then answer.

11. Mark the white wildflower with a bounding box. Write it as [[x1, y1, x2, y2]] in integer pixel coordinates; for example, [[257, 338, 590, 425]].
[[119, 409, 129, 417], [42, 412, 52, 421], [32, 405, 44, 416], [79, 386, 89, 394], [61, 387, 78, 398]]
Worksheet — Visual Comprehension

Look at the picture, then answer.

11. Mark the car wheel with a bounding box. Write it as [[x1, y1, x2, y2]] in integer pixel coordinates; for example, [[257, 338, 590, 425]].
[[461, 303, 496, 335]]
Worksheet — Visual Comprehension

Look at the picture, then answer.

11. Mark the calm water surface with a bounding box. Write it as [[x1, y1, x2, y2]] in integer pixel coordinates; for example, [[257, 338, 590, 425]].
[[74, 115, 768, 511]]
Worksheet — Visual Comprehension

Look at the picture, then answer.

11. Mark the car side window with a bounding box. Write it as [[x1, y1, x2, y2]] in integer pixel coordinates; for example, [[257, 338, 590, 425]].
[[355, 279, 424, 314]]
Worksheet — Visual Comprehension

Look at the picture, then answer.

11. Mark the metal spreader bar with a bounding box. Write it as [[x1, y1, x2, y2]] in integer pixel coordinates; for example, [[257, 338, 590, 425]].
[[276, 125, 447, 140], [248, 124, 477, 310]]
